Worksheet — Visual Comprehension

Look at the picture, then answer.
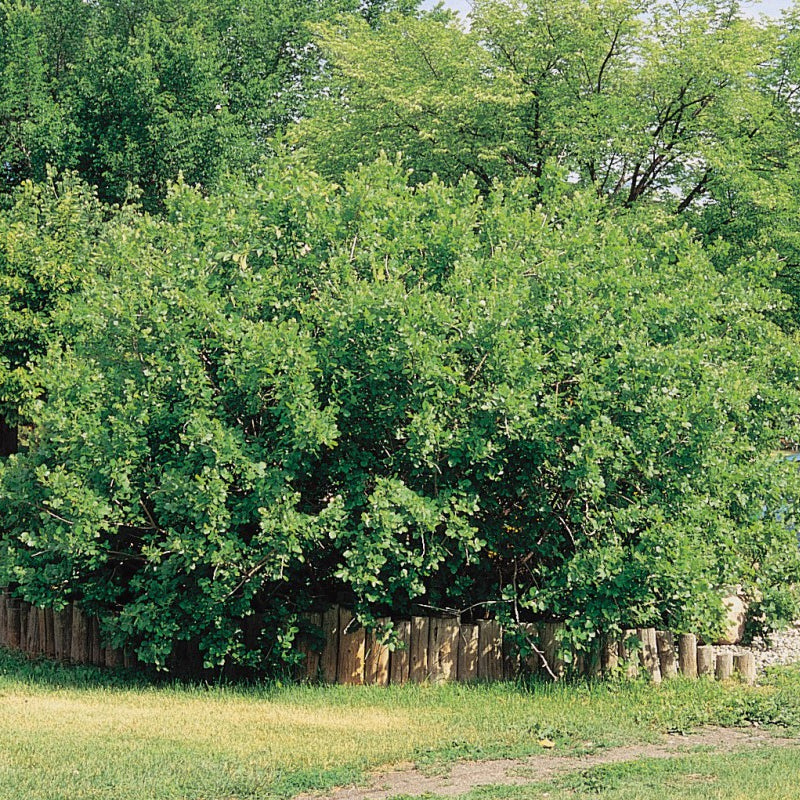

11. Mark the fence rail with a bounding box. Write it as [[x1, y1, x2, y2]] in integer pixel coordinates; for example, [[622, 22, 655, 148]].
[[0, 593, 756, 685]]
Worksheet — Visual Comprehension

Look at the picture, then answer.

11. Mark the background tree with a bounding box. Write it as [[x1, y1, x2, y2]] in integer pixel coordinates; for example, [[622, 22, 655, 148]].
[[298, 0, 754, 191], [0, 0, 419, 208]]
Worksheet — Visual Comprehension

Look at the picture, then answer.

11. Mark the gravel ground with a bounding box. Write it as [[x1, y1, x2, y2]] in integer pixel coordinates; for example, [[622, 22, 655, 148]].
[[716, 620, 800, 673]]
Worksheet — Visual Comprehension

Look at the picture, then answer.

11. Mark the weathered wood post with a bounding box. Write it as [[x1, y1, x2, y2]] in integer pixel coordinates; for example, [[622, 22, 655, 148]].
[[457, 622, 479, 682], [90, 616, 105, 666], [428, 616, 460, 683], [678, 633, 697, 678], [734, 652, 756, 685], [53, 605, 72, 661], [36, 607, 48, 656], [365, 617, 391, 686], [389, 620, 411, 685], [319, 606, 340, 683], [44, 607, 56, 659], [295, 612, 322, 681], [19, 601, 30, 652], [409, 616, 430, 682], [337, 607, 365, 685], [0, 592, 7, 646], [620, 629, 640, 678], [715, 652, 733, 681], [638, 628, 662, 683], [656, 630, 678, 680], [25, 603, 40, 655], [7, 598, 21, 650], [70, 605, 90, 664], [541, 622, 565, 680], [601, 635, 619, 676], [502, 629, 521, 680], [697, 645, 716, 677], [520, 623, 540, 677], [477, 619, 503, 680]]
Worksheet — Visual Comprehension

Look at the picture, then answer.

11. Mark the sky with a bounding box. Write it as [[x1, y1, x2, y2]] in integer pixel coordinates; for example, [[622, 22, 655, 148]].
[[426, 0, 796, 19]]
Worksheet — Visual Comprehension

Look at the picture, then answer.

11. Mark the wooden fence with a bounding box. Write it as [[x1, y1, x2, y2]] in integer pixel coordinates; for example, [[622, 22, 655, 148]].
[[293, 606, 757, 685], [0, 593, 757, 685], [0, 593, 130, 669]]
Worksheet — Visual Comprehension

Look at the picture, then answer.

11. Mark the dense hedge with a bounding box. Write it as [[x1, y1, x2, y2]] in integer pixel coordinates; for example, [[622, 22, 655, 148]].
[[0, 157, 798, 670]]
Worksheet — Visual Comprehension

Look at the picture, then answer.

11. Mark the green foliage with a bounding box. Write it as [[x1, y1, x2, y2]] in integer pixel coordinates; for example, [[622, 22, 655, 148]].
[[0, 0, 420, 208], [298, 0, 763, 199], [2, 0, 800, 673], [1, 157, 798, 669], [0, 173, 105, 420], [295, 0, 800, 332]]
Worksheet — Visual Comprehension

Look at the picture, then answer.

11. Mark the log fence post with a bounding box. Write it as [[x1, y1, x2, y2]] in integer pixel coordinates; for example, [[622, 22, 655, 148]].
[[638, 628, 662, 683], [0, 592, 7, 646], [295, 612, 322, 682], [409, 616, 430, 682], [541, 622, 565, 680], [389, 620, 411, 685], [53, 606, 72, 661], [7, 598, 21, 650], [678, 633, 697, 678], [336, 607, 365, 685], [619, 629, 640, 678], [734, 652, 756, 685], [656, 630, 678, 680], [0, 589, 767, 688], [365, 617, 390, 686], [697, 645, 716, 677], [601, 635, 619, 676], [715, 652, 733, 681], [457, 622, 479, 682], [520, 623, 540, 677], [319, 606, 340, 683], [477, 619, 503, 681], [70, 605, 89, 664], [428, 616, 459, 683]]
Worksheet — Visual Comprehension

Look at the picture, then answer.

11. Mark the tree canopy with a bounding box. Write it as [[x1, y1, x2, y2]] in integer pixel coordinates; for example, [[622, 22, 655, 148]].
[[0, 0, 417, 209], [297, 0, 800, 325]]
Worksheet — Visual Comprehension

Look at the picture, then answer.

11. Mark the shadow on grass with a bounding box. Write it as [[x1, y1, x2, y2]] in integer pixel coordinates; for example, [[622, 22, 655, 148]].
[[0, 644, 321, 696], [0, 645, 154, 690]]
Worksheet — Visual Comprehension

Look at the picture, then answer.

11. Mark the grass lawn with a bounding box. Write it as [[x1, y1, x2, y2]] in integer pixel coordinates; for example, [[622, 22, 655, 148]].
[[1, 648, 799, 800], [446, 746, 800, 800]]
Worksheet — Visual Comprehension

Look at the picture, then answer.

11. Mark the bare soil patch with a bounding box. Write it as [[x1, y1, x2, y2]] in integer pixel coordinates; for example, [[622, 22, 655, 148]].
[[297, 728, 799, 800]]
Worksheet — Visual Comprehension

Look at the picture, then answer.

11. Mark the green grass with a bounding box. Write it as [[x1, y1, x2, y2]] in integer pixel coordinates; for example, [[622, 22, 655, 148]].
[[1, 648, 800, 800], [436, 746, 800, 800]]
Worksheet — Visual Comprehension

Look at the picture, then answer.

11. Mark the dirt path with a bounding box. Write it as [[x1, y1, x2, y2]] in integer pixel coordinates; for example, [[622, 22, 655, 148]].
[[297, 728, 799, 800]]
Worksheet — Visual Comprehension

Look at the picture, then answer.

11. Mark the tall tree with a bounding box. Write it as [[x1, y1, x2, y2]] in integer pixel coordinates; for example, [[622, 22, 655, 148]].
[[0, 0, 420, 208], [296, 0, 800, 329], [296, 0, 771, 204]]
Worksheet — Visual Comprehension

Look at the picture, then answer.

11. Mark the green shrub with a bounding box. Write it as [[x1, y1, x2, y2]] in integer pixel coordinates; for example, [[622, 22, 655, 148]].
[[1, 157, 798, 670]]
